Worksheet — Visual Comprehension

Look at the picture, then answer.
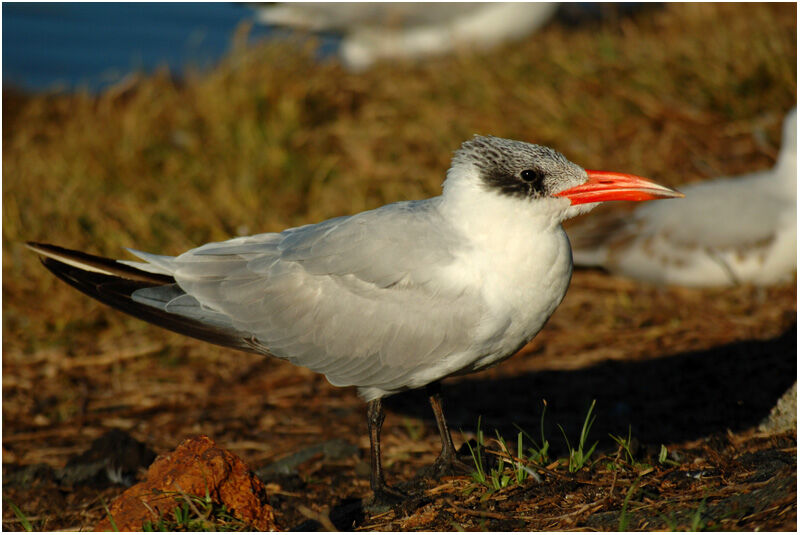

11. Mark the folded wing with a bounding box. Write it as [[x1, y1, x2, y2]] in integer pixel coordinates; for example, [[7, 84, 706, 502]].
[[139, 199, 486, 392]]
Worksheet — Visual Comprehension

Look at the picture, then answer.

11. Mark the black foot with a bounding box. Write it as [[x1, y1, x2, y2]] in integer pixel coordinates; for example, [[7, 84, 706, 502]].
[[366, 483, 409, 512], [417, 452, 474, 480]]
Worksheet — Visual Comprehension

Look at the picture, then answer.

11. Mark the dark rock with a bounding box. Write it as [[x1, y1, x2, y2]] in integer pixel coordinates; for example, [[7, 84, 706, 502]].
[[737, 449, 794, 483], [60, 429, 155, 487]]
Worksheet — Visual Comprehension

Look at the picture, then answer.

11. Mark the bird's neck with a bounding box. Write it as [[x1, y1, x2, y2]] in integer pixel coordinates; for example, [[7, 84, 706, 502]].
[[772, 149, 797, 199], [774, 110, 797, 195]]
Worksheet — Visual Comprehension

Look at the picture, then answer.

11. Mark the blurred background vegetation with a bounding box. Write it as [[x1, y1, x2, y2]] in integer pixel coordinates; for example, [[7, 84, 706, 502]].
[[3, 3, 796, 358]]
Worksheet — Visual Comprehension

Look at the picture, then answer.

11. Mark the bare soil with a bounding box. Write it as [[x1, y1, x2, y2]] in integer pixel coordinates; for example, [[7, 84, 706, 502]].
[[3, 271, 795, 531]]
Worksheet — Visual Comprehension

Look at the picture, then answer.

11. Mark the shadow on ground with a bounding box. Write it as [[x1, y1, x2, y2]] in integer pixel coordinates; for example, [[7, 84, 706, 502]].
[[387, 325, 797, 453]]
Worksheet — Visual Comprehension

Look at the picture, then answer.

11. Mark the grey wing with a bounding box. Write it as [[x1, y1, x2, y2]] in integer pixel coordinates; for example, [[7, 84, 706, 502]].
[[170, 199, 486, 392], [277, 199, 459, 287]]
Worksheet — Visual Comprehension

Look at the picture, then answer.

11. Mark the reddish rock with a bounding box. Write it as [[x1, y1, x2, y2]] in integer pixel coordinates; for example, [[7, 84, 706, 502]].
[[94, 435, 278, 531]]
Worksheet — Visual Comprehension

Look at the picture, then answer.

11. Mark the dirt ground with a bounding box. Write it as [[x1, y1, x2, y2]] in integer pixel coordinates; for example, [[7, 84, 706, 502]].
[[3, 270, 796, 531], [2, 3, 796, 531]]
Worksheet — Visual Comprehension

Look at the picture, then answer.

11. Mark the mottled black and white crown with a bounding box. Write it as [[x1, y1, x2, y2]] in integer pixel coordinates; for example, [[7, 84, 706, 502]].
[[449, 135, 587, 200]]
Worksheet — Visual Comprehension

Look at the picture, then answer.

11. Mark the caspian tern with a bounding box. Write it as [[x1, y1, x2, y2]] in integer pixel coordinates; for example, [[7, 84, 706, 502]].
[[28, 136, 681, 502], [254, 3, 557, 71], [569, 109, 796, 287]]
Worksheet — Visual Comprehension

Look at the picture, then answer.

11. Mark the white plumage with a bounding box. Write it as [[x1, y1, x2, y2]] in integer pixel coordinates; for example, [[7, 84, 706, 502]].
[[254, 2, 557, 71]]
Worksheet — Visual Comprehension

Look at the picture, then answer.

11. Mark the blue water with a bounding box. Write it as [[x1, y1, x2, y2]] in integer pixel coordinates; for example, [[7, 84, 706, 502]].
[[3, 3, 648, 93], [3, 2, 281, 92]]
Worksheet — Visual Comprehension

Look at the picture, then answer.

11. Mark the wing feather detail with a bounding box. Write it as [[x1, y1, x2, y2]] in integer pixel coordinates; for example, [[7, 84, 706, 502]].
[[171, 199, 486, 391]]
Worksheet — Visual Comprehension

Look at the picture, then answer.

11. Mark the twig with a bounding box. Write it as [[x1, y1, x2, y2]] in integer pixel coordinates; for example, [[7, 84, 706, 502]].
[[444, 499, 508, 520], [607, 444, 623, 503], [22, 344, 163, 368], [296, 504, 338, 532], [522, 500, 605, 523]]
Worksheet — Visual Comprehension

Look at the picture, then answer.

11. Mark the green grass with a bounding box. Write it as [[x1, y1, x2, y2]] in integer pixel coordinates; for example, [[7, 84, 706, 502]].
[[618, 477, 641, 531], [465, 416, 491, 489], [100, 496, 119, 532], [658, 444, 680, 467], [464, 399, 693, 500], [558, 399, 599, 473], [688, 495, 709, 532], [609, 425, 636, 465], [140, 491, 252, 532], [608, 425, 661, 473], [5, 500, 34, 532], [465, 417, 528, 492], [514, 400, 551, 466], [493, 430, 528, 486], [466, 400, 612, 492]]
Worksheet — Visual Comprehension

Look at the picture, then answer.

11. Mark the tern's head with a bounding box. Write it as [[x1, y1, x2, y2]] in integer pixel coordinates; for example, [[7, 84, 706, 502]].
[[444, 135, 682, 221]]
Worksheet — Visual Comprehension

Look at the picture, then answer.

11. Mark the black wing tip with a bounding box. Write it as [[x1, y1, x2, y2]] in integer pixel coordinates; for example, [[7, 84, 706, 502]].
[[26, 241, 174, 285], [26, 241, 112, 262], [26, 241, 58, 254], [37, 255, 258, 354]]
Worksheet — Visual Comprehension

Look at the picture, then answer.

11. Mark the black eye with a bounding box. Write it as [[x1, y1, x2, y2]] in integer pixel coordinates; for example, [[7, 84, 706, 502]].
[[520, 169, 541, 182]]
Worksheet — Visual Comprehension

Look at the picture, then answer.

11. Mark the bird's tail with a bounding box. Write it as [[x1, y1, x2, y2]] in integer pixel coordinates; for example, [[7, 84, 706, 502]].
[[26, 242, 260, 353]]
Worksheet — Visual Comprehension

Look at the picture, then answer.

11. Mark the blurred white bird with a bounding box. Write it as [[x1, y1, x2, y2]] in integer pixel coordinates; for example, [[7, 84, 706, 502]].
[[28, 136, 680, 502], [569, 109, 797, 287], [254, 2, 557, 70]]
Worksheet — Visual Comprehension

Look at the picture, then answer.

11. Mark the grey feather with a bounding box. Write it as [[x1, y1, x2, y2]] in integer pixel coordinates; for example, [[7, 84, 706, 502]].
[[132, 285, 240, 332], [161, 198, 486, 393]]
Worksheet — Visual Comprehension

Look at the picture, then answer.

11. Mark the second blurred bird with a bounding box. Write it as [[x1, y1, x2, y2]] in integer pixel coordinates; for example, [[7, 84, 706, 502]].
[[568, 109, 797, 287], [254, 2, 557, 71]]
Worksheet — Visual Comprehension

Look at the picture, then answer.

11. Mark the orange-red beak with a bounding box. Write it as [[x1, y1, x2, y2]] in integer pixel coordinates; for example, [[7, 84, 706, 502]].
[[555, 170, 684, 205]]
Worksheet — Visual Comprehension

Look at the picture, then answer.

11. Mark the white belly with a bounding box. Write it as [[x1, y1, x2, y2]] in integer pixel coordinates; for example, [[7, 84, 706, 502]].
[[411, 224, 573, 383], [469, 225, 573, 371]]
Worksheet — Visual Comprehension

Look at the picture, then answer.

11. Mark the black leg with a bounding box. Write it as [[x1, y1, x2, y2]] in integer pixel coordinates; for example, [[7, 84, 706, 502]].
[[425, 382, 472, 476], [367, 398, 386, 492], [427, 382, 457, 462], [367, 398, 406, 504]]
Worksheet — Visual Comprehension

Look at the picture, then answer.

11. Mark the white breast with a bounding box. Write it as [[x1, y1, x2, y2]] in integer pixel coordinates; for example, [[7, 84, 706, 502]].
[[429, 183, 575, 377]]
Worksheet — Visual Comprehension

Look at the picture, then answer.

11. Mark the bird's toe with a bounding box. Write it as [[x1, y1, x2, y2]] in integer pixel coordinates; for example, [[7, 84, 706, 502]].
[[418, 452, 474, 480]]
